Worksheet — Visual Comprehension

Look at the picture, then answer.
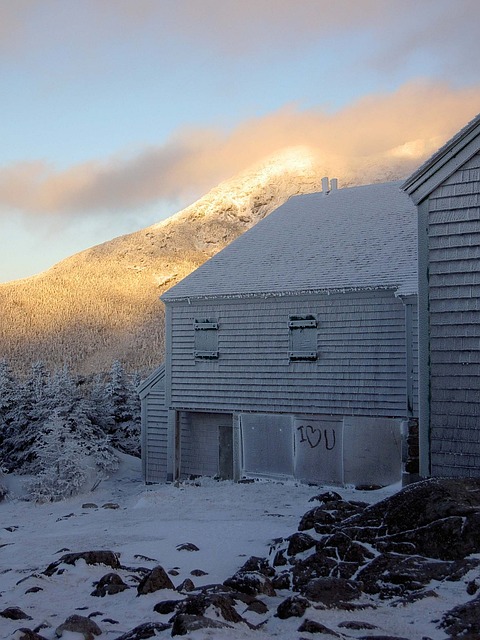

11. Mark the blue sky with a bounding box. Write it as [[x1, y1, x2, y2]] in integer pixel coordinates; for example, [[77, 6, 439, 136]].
[[1, 0, 479, 282]]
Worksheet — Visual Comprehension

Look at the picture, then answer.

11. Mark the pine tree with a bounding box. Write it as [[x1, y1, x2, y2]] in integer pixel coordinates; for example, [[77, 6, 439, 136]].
[[0, 360, 50, 472], [0, 359, 18, 442], [105, 361, 141, 456]]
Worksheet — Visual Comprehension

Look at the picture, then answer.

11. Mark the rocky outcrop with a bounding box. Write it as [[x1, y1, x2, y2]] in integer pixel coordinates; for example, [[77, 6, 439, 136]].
[[10, 479, 480, 639]]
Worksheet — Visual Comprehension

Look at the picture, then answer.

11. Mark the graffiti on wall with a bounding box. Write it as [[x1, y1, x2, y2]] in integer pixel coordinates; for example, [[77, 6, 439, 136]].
[[296, 425, 336, 450]]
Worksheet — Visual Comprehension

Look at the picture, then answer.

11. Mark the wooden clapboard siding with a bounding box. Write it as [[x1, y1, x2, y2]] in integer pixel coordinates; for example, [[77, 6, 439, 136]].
[[167, 290, 415, 418], [139, 365, 169, 483], [427, 151, 480, 476]]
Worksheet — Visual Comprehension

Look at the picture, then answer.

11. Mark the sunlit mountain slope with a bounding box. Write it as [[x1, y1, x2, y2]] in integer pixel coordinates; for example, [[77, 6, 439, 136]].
[[0, 147, 417, 376]]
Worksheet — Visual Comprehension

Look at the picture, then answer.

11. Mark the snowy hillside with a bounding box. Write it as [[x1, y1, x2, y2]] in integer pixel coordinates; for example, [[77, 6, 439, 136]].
[[2, 461, 480, 639]]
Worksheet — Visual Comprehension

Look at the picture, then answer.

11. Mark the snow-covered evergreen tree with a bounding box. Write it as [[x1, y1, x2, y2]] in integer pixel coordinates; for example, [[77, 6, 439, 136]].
[[0, 360, 51, 472], [27, 395, 119, 502], [105, 361, 141, 456], [0, 359, 18, 447]]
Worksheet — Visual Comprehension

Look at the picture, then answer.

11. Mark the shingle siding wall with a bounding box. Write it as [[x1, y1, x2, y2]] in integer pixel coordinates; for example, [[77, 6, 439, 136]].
[[143, 380, 169, 483], [427, 151, 480, 477], [168, 290, 416, 418]]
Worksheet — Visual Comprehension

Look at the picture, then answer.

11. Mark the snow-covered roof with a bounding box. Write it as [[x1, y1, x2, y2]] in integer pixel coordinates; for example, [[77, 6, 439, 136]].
[[403, 113, 480, 204], [162, 181, 418, 302]]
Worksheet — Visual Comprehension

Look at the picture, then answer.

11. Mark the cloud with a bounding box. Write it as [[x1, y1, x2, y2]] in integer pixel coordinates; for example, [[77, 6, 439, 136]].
[[1, 0, 478, 78], [0, 81, 478, 217]]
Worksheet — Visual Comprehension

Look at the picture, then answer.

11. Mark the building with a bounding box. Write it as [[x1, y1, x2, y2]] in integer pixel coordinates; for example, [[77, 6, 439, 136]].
[[141, 180, 419, 486], [403, 114, 480, 478]]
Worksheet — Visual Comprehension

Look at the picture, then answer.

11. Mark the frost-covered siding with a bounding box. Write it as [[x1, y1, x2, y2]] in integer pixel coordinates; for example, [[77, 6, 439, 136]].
[[426, 151, 480, 476], [165, 290, 418, 418], [139, 365, 169, 483], [404, 113, 480, 478]]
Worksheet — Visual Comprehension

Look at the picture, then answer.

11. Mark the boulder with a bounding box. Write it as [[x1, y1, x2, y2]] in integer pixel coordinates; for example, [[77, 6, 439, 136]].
[[171, 614, 232, 636], [55, 614, 101, 640], [113, 622, 170, 640], [91, 572, 129, 597], [11, 630, 48, 640], [298, 618, 340, 636], [287, 532, 317, 556], [44, 550, 120, 576], [440, 593, 480, 638], [224, 570, 276, 596], [276, 595, 310, 619], [176, 578, 195, 592], [340, 478, 480, 561], [174, 592, 244, 623], [300, 576, 362, 606], [357, 553, 479, 598], [137, 565, 175, 595], [153, 599, 181, 615], [0, 606, 32, 620]]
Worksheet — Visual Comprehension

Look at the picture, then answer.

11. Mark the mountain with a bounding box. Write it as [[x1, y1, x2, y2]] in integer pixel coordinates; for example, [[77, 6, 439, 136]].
[[0, 147, 416, 377]]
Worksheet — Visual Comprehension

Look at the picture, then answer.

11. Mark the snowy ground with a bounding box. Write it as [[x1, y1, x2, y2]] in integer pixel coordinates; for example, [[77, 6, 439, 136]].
[[0, 456, 474, 639]]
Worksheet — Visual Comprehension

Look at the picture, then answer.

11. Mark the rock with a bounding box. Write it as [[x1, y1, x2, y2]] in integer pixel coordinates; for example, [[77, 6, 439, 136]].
[[340, 478, 480, 561], [309, 490, 343, 503], [224, 570, 276, 596], [190, 569, 208, 576], [467, 579, 479, 596], [271, 571, 291, 590], [287, 532, 317, 556], [55, 614, 101, 639], [291, 550, 338, 590], [238, 555, 275, 577], [174, 593, 244, 623], [137, 565, 175, 594], [11, 630, 48, 640], [176, 578, 195, 592], [298, 506, 335, 531], [113, 622, 170, 639], [440, 593, 480, 638], [357, 553, 479, 598], [81, 503, 98, 509], [298, 618, 340, 636], [44, 550, 120, 576], [102, 502, 120, 509], [25, 586, 43, 594], [91, 572, 129, 596], [0, 606, 32, 620], [276, 595, 310, 619], [338, 620, 379, 630], [301, 576, 362, 606], [171, 613, 232, 636], [153, 600, 181, 615], [272, 549, 288, 566], [356, 636, 413, 640], [246, 599, 269, 614], [176, 542, 199, 551]]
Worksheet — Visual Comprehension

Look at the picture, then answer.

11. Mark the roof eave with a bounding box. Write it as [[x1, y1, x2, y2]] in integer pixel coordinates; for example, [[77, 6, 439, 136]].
[[162, 284, 416, 304], [402, 113, 480, 205]]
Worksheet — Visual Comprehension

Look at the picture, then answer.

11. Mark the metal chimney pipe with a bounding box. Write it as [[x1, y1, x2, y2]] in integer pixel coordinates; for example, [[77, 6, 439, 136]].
[[330, 178, 338, 191], [321, 176, 329, 194]]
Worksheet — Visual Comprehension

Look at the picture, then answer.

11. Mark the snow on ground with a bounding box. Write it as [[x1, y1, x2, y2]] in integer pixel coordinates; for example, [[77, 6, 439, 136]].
[[0, 456, 474, 639]]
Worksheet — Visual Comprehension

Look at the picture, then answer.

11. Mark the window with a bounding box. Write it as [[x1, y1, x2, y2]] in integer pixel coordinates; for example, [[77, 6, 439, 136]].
[[194, 319, 219, 359], [288, 315, 317, 361]]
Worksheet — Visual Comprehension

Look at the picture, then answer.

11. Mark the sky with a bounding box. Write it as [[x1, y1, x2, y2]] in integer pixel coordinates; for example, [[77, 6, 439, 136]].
[[1, 0, 479, 283]]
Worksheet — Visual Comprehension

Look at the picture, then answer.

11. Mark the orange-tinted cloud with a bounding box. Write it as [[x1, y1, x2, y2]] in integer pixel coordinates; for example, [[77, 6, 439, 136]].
[[0, 81, 478, 216]]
